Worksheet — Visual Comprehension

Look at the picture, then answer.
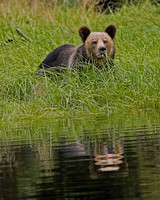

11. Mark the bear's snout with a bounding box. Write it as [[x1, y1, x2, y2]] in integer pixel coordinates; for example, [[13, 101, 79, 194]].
[[99, 47, 106, 52], [97, 46, 107, 58]]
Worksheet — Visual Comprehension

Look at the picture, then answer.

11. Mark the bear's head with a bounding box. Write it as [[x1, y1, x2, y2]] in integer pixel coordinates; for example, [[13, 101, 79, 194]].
[[79, 25, 116, 61]]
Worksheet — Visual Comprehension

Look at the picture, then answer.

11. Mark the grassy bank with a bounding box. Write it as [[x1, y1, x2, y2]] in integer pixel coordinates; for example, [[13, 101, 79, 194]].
[[0, 0, 160, 122]]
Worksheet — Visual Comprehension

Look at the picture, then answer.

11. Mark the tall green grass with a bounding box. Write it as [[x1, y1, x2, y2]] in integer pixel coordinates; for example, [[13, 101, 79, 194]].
[[0, 0, 160, 122]]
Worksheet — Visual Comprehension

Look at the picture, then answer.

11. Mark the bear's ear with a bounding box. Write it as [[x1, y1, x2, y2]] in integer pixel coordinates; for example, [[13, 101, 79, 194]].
[[78, 26, 91, 43], [105, 24, 116, 39]]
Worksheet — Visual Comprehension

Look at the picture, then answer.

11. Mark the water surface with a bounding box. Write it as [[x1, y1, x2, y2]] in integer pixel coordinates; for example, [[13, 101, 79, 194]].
[[1, 115, 160, 200]]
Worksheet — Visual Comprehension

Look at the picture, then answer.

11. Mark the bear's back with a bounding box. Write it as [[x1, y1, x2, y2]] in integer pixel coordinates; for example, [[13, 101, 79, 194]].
[[39, 44, 76, 69]]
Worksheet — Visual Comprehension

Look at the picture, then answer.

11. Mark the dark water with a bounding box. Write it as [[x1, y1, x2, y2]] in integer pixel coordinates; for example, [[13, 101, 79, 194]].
[[1, 117, 160, 200]]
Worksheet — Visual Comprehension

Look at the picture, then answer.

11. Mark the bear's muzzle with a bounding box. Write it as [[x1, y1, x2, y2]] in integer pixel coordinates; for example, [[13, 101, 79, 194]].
[[97, 47, 106, 59]]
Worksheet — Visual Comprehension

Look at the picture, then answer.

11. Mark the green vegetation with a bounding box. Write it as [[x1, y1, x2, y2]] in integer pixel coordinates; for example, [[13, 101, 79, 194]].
[[0, 0, 160, 123]]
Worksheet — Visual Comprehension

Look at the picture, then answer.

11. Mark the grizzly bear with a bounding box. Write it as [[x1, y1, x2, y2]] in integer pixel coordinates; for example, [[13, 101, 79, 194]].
[[39, 24, 116, 72]]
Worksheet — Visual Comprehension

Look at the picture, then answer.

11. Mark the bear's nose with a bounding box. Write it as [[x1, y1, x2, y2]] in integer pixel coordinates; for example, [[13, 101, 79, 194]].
[[99, 47, 106, 52]]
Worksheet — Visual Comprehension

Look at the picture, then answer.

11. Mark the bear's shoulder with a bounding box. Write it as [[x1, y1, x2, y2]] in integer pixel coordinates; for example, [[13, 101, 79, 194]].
[[39, 44, 76, 69], [68, 44, 89, 67]]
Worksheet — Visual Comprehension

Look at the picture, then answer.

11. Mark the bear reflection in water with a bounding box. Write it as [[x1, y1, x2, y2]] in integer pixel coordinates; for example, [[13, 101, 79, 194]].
[[93, 141, 124, 172], [53, 138, 128, 178]]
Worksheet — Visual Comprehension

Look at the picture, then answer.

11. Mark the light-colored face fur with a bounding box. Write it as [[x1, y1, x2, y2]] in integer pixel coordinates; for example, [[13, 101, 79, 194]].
[[78, 25, 116, 67], [85, 32, 114, 60]]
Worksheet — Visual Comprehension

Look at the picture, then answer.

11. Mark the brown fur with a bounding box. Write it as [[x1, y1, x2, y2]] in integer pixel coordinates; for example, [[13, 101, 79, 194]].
[[84, 32, 115, 68], [77, 24, 116, 68], [39, 25, 116, 72]]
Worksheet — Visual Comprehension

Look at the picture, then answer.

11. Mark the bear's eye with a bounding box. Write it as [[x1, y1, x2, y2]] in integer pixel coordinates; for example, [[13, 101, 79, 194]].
[[92, 41, 97, 45], [103, 40, 108, 44]]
